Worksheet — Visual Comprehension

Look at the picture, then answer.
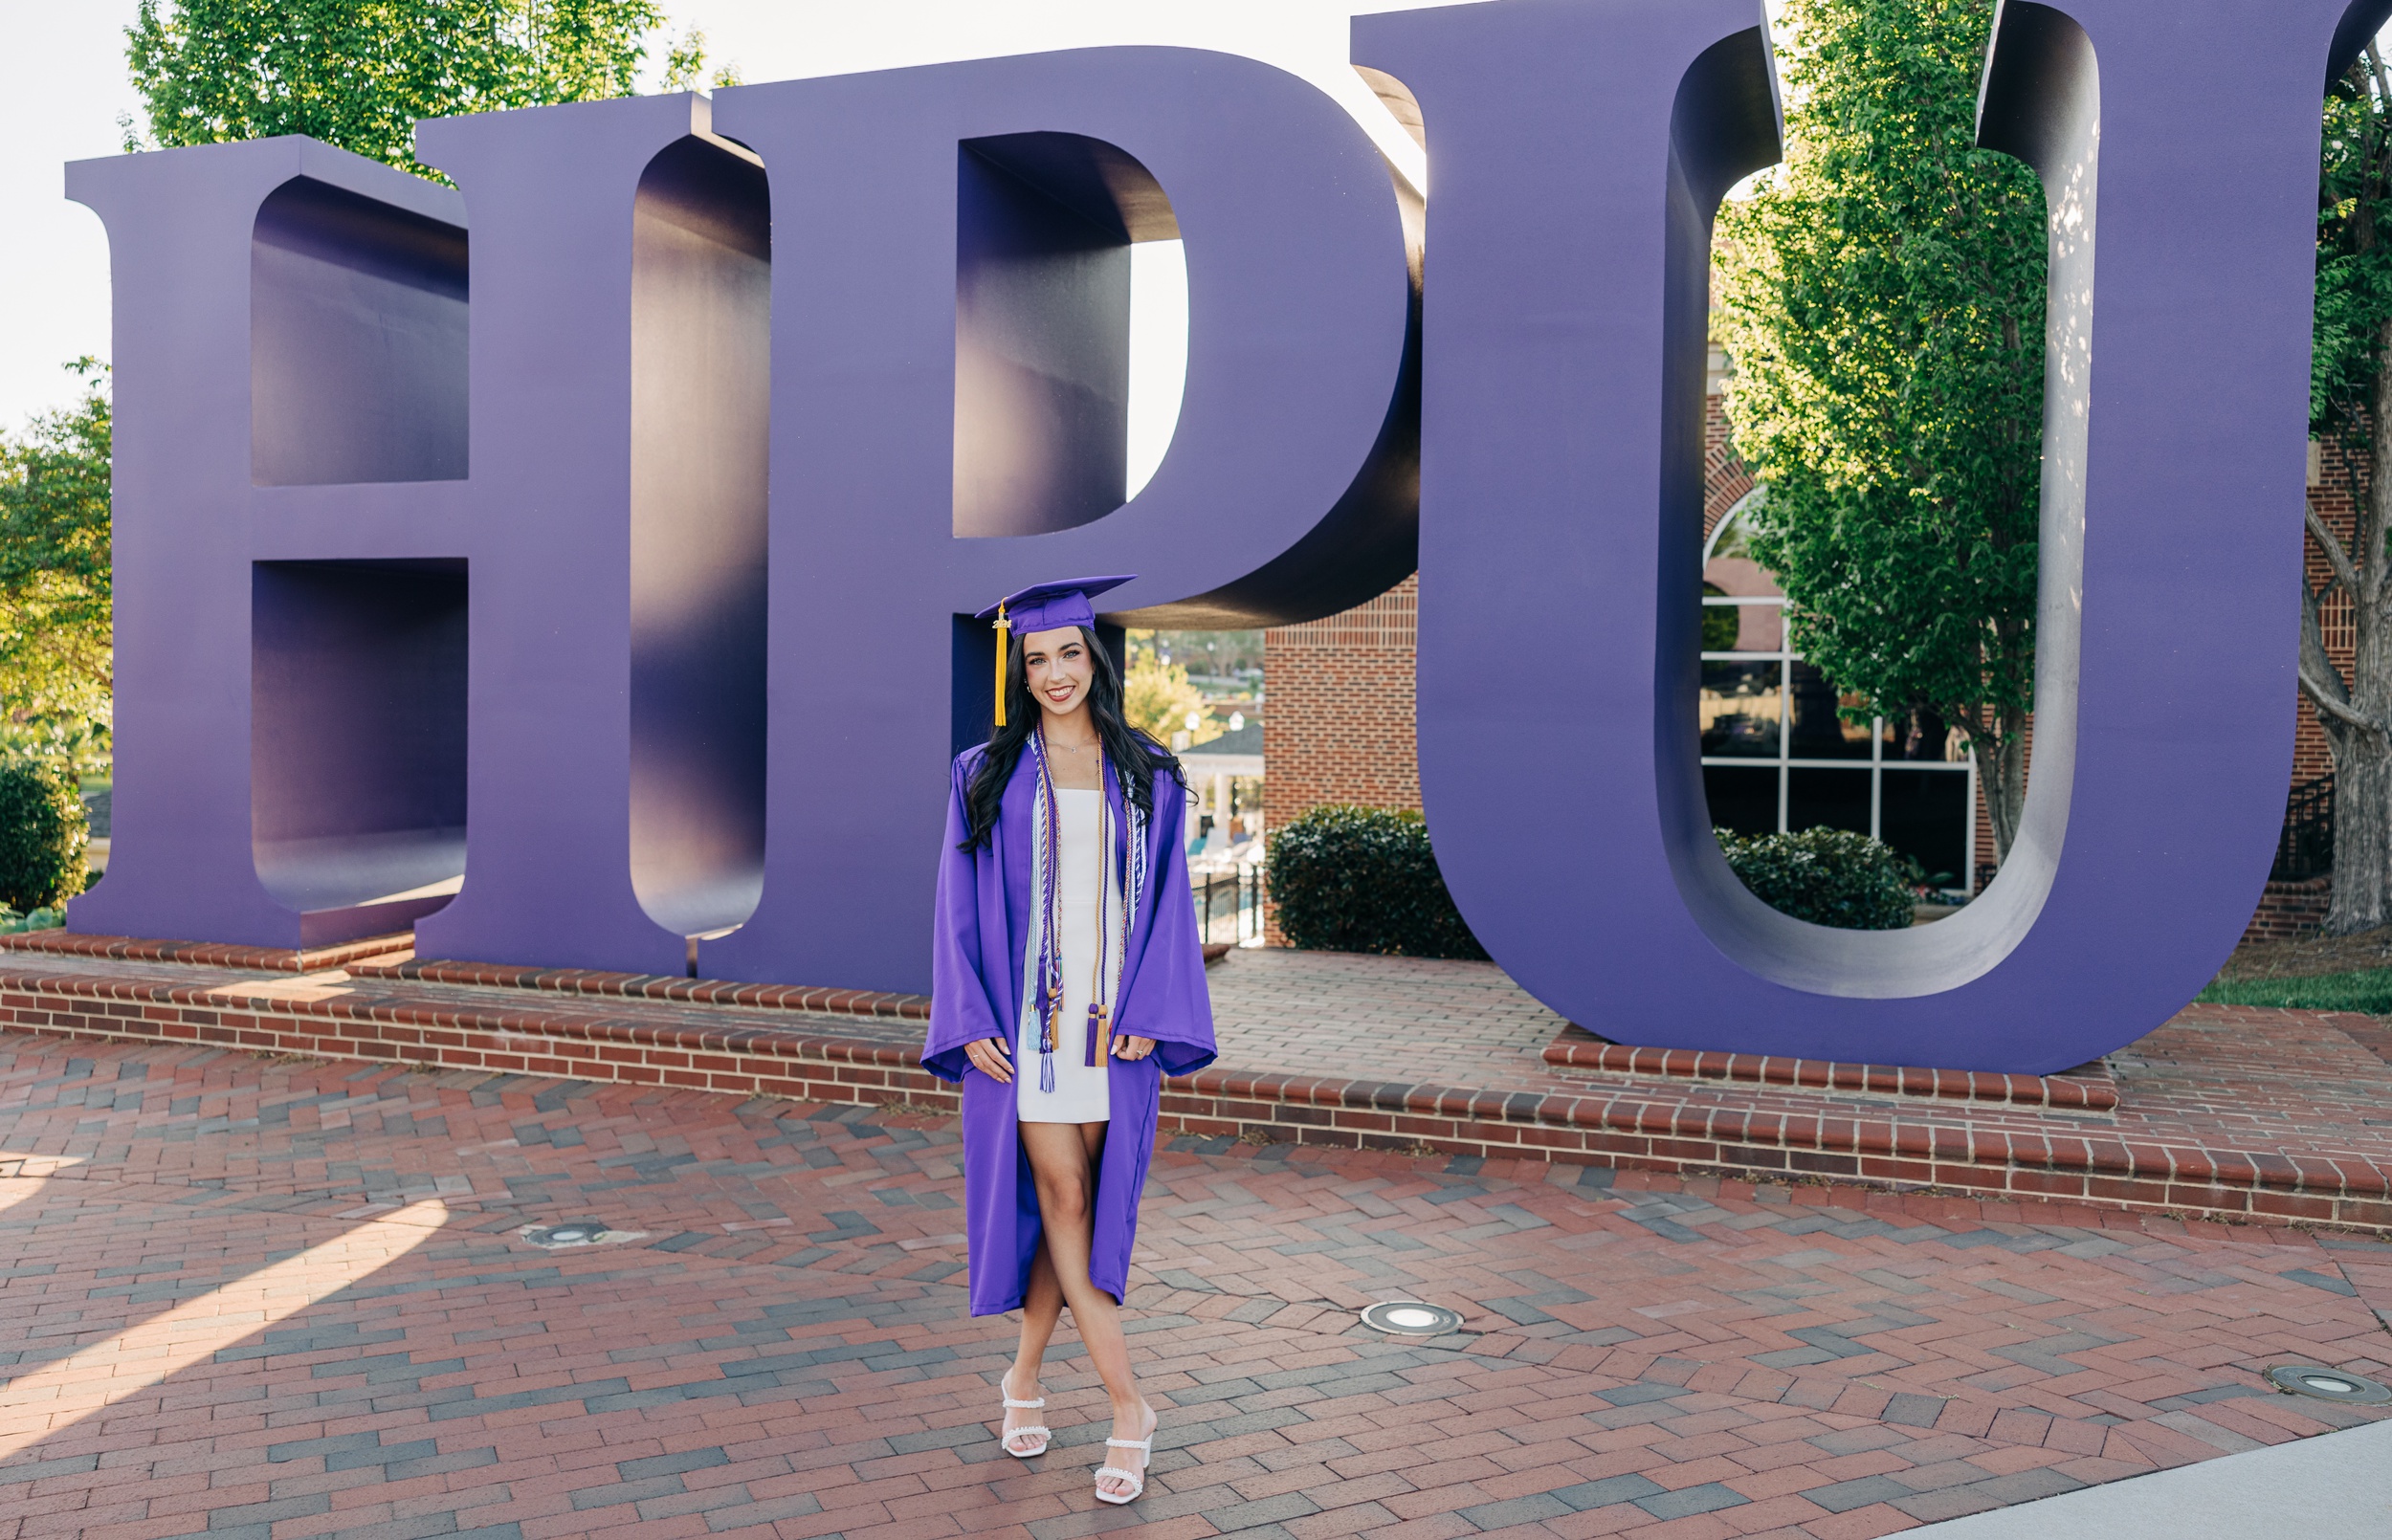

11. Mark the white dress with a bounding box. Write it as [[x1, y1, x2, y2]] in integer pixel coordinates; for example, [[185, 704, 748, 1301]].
[[1016, 787, 1119, 1124]]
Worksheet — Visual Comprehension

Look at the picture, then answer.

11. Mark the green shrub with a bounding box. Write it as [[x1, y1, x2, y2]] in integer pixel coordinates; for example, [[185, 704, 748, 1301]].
[[0, 906, 65, 935], [1716, 825, 1915, 931], [1267, 804, 1488, 959], [0, 759, 88, 913]]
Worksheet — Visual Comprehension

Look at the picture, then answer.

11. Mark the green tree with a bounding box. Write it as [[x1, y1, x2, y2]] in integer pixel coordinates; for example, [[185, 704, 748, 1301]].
[[124, 0, 698, 178], [0, 362, 114, 779], [660, 27, 742, 92], [2302, 45, 2392, 935], [1715, 0, 2046, 862], [1121, 634, 1221, 747]]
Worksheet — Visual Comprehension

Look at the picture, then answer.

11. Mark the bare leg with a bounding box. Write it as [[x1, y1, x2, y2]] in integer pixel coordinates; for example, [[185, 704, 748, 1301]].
[[1001, 1243, 1065, 1449], [1019, 1121, 1155, 1498]]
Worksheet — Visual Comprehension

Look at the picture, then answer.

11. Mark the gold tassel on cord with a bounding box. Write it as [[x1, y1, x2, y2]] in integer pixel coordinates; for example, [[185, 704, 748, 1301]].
[[992, 601, 1009, 728]]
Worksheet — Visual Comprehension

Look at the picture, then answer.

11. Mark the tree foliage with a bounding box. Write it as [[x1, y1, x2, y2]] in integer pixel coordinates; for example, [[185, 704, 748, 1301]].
[[0, 760, 90, 913], [1714, 0, 2046, 860], [1121, 655, 1221, 747], [125, 0, 693, 177], [0, 363, 113, 777], [2298, 44, 2392, 935], [2314, 52, 2392, 442], [1122, 629, 1224, 745]]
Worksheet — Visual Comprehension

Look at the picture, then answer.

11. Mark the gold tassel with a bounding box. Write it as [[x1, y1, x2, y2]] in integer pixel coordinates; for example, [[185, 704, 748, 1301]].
[[992, 601, 1009, 728]]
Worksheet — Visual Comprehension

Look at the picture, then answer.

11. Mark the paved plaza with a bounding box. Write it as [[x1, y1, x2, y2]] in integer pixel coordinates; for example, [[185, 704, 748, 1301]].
[[0, 1027, 2387, 1540]]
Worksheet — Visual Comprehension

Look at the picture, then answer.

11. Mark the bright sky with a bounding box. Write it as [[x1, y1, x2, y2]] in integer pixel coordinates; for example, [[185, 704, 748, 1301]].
[[0, 0, 145, 430], [0, 0, 1461, 435]]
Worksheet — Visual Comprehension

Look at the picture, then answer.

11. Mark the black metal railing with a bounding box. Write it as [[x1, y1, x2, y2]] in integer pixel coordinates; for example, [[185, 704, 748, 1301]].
[[2273, 774, 2335, 881], [1195, 865, 1267, 946]]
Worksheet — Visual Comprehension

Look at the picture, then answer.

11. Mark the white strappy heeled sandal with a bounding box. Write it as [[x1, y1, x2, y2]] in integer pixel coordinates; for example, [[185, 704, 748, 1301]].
[[997, 1376, 1050, 1459], [1094, 1433, 1152, 1505]]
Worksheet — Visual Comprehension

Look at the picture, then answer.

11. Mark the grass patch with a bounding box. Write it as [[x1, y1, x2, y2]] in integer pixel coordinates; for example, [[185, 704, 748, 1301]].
[[2197, 968, 2392, 1014]]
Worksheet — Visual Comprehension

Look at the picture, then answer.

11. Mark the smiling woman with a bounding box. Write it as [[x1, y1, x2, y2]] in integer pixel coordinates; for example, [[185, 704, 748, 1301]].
[[925, 576, 1216, 1507]]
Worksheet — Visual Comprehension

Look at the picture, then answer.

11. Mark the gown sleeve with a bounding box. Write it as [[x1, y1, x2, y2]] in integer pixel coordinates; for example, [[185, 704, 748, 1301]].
[[922, 750, 1005, 1084], [1117, 759, 1218, 1078]]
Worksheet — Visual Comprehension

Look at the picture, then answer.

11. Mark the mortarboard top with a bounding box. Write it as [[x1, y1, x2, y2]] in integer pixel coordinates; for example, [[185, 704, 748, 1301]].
[[974, 576, 1134, 637], [975, 576, 1135, 728]]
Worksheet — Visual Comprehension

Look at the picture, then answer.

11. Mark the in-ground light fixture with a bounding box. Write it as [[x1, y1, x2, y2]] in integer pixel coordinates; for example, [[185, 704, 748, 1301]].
[[2266, 1364, 2392, 1405], [1360, 1300, 1465, 1337]]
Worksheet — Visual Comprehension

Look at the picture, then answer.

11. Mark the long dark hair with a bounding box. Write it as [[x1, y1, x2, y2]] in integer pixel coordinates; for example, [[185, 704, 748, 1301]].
[[960, 627, 1185, 850]]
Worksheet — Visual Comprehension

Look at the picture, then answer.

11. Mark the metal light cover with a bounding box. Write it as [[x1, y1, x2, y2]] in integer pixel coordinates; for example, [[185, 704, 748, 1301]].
[[1360, 1300, 1464, 1337], [2267, 1364, 2392, 1405]]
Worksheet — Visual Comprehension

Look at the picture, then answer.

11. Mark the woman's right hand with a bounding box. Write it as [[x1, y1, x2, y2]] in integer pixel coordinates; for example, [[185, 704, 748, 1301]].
[[963, 1035, 1014, 1084]]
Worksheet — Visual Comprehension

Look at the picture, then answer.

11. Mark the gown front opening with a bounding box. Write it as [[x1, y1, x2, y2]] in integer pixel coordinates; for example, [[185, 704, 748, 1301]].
[[1016, 786, 1121, 1125], [925, 738, 1218, 1314]]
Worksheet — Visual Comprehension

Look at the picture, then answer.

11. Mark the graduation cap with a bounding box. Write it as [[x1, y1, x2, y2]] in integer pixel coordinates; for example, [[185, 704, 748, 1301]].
[[975, 576, 1134, 728]]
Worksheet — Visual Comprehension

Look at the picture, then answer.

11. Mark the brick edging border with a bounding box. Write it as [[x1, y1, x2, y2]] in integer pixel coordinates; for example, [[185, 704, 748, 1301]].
[[344, 955, 934, 1020], [0, 961, 914, 1090], [0, 935, 1235, 1025], [345, 945, 1233, 1009], [2, 959, 2385, 1233], [1172, 1067, 2389, 1214], [0, 929, 414, 974], [1543, 1025, 2120, 1110]]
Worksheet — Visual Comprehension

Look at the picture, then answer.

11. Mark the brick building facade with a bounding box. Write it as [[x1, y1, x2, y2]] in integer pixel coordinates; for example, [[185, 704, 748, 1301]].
[[1260, 576, 1421, 820]]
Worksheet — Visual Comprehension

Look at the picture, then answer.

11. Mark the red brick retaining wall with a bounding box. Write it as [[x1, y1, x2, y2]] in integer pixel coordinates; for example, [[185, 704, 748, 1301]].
[[1157, 1067, 2392, 1234], [348, 952, 932, 1019], [0, 929, 417, 973], [1542, 1025, 2117, 1110], [2241, 876, 2333, 943], [0, 958, 928, 1107], [5, 952, 2386, 1236]]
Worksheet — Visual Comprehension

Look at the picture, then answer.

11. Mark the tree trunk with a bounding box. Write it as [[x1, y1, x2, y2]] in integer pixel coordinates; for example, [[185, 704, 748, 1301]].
[[2324, 729, 2392, 933], [1971, 720, 2027, 867], [2314, 316, 2392, 934]]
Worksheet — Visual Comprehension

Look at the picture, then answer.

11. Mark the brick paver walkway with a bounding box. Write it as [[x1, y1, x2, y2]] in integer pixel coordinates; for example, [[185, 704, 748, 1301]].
[[1, 1031, 2388, 1540]]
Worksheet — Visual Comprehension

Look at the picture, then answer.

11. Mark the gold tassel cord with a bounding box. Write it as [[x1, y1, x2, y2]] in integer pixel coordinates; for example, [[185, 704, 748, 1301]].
[[993, 602, 1009, 728]]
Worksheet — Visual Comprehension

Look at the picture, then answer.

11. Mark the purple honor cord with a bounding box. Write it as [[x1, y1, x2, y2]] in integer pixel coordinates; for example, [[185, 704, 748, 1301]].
[[1031, 729, 1061, 1095]]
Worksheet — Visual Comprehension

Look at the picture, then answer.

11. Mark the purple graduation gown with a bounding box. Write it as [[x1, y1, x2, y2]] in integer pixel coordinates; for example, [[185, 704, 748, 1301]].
[[922, 743, 1217, 1316]]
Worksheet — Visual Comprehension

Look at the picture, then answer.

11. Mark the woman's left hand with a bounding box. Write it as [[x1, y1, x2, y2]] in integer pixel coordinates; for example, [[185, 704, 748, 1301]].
[[1111, 1034, 1157, 1062]]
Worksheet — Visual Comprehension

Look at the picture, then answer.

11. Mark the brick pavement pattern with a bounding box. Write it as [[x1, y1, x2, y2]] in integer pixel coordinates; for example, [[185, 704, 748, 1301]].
[[0, 1032, 2386, 1540]]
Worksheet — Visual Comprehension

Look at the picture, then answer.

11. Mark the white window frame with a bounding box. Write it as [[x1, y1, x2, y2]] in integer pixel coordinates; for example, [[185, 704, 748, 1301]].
[[1700, 499, 1979, 896]]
